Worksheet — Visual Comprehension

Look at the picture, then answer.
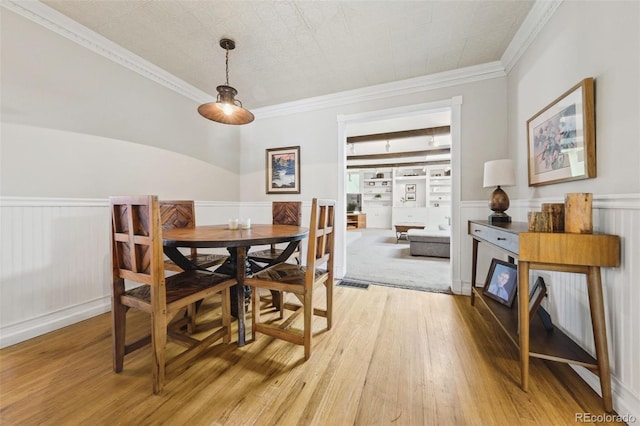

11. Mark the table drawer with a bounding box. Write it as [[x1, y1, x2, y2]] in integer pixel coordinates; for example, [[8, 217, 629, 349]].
[[469, 222, 519, 254]]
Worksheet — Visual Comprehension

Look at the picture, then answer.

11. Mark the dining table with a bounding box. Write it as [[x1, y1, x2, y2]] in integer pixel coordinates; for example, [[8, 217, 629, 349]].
[[162, 224, 309, 346]]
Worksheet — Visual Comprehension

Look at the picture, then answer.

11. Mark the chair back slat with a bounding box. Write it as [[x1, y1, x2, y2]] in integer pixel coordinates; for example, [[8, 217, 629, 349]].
[[272, 201, 302, 226], [159, 200, 197, 256], [159, 200, 196, 230], [111, 195, 162, 285], [306, 199, 336, 275]]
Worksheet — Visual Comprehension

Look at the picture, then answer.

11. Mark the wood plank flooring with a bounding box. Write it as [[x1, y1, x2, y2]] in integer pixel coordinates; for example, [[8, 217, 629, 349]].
[[0, 285, 624, 425]]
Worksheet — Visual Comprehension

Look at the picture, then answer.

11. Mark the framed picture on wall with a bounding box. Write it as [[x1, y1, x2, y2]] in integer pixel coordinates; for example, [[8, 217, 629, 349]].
[[405, 193, 416, 201], [405, 184, 416, 192], [266, 146, 300, 194], [527, 77, 596, 186]]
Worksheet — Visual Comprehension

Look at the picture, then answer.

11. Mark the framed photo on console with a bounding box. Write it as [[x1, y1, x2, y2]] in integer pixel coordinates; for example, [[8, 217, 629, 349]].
[[483, 259, 517, 307], [529, 276, 547, 320]]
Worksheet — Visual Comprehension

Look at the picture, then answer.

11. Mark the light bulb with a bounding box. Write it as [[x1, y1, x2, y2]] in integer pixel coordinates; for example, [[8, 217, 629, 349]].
[[223, 103, 234, 116]]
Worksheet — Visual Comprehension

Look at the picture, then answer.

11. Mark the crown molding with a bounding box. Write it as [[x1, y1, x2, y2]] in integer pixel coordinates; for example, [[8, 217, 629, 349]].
[[253, 61, 504, 119], [4, 0, 559, 119], [501, 0, 563, 74]]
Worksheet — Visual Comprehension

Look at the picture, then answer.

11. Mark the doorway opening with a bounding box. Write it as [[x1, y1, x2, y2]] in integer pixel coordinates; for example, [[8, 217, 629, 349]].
[[336, 98, 461, 293]]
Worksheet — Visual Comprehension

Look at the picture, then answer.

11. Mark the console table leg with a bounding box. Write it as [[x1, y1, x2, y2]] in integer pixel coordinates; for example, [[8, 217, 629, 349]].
[[587, 266, 613, 412], [471, 239, 479, 305], [519, 261, 530, 391]]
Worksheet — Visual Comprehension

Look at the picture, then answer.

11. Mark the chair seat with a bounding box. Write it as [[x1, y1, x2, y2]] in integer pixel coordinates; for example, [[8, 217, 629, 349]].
[[252, 263, 328, 286], [125, 270, 234, 306], [248, 248, 290, 263], [164, 253, 227, 272]]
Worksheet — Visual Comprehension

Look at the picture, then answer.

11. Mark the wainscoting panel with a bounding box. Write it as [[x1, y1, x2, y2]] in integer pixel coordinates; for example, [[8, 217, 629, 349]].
[[0, 197, 240, 348], [461, 194, 640, 419], [0, 198, 111, 348]]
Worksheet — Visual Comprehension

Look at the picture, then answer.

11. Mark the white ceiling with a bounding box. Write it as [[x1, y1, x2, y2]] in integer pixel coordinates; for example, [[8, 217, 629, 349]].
[[40, 0, 534, 110]]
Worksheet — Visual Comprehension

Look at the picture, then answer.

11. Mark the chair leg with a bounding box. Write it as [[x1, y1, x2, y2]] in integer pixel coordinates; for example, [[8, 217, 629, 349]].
[[303, 290, 312, 360], [251, 287, 260, 342], [326, 279, 333, 330], [112, 278, 126, 373], [150, 283, 168, 395]]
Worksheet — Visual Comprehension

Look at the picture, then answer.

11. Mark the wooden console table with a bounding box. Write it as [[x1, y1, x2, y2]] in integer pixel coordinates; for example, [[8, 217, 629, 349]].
[[468, 220, 620, 412], [347, 213, 366, 229]]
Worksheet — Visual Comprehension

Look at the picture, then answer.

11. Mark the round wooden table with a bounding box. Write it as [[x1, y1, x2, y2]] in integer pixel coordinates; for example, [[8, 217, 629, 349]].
[[163, 224, 309, 346]]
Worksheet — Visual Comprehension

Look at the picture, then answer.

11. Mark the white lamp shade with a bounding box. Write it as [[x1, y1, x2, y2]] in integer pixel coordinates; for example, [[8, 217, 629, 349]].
[[483, 159, 515, 188]]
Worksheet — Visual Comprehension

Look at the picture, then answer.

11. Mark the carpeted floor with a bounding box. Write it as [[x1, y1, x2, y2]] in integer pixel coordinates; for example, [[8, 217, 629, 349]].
[[345, 228, 452, 293]]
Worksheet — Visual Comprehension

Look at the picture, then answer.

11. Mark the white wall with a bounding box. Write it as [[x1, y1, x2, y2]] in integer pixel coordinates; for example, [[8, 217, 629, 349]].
[[1, 7, 242, 182], [503, 0, 640, 419], [242, 78, 509, 203], [0, 124, 238, 200]]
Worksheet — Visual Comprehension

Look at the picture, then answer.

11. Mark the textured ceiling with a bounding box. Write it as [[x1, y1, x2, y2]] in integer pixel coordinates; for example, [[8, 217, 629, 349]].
[[41, 0, 534, 110]]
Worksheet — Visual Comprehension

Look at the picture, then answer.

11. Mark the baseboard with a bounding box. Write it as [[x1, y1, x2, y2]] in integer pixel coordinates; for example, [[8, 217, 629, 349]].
[[0, 296, 111, 349], [451, 278, 469, 295], [571, 366, 640, 421]]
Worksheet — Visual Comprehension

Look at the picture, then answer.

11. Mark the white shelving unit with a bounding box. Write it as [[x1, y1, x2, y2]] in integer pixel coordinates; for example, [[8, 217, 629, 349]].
[[394, 167, 427, 208], [427, 166, 451, 208], [363, 171, 393, 207], [352, 166, 451, 229]]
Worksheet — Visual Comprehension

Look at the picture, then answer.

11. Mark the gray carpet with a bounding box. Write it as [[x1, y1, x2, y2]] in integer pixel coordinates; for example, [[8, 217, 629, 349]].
[[345, 229, 452, 294]]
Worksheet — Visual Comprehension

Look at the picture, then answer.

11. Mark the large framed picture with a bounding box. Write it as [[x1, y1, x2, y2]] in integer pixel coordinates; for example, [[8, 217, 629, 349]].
[[526, 77, 596, 186], [266, 146, 300, 194], [483, 259, 517, 307]]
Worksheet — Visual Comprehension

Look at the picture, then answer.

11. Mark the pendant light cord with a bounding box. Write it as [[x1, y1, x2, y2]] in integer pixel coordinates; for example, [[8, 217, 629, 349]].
[[225, 48, 230, 86]]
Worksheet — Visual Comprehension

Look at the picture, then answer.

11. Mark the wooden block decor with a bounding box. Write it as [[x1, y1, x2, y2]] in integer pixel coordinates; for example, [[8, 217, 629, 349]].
[[542, 203, 565, 232], [528, 212, 550, 232], [565, 193, 593, 234], [528, 203, 565, 233]]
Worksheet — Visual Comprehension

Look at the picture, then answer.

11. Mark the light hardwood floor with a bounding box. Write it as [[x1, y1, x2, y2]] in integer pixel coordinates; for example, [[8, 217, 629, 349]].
[[0, 285, 623, 425]]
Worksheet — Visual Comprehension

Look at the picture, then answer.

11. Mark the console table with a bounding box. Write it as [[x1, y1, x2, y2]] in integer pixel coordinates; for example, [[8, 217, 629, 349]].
[[468, 220, 620, 412]]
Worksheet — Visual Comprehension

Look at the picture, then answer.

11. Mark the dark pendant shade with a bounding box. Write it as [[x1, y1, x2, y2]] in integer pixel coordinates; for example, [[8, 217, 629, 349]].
[[198, 39, 254, 125]]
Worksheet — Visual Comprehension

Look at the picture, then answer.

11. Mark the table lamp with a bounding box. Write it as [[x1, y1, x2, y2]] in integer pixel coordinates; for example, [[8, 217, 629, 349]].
[[483, 159, 515, 223]]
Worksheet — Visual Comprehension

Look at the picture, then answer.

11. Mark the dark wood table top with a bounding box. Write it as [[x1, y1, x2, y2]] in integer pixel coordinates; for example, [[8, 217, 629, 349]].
[[163, 224, 309, 248]]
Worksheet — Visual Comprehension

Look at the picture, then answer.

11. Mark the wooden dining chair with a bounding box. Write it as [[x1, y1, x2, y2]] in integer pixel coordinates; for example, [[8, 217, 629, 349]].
[[245, 198, 335, 360], [110, 195, 236, 394], [248, 201, 303, 265], [159, 200, 227, 272]]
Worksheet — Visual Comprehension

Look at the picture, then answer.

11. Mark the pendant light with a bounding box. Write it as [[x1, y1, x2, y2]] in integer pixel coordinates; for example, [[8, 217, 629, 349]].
[[198, 38, 254, 125]]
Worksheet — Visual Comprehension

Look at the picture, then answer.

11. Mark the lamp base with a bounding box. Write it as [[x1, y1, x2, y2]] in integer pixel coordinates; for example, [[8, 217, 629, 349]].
[[488, 212, 512, 223]]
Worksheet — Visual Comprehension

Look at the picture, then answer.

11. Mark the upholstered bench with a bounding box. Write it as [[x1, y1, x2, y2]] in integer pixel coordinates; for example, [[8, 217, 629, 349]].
[[407, 229, 450, 258]]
